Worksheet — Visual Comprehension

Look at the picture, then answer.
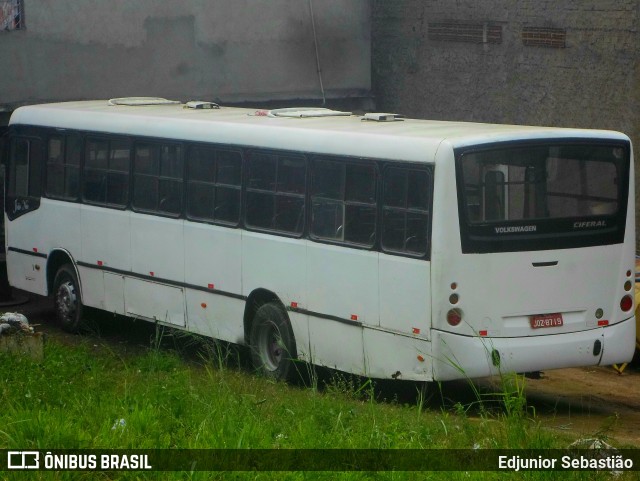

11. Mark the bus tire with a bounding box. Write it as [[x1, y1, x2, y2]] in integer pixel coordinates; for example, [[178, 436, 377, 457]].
[[53, 264, 83, 333], [249, 302, 297, 381]]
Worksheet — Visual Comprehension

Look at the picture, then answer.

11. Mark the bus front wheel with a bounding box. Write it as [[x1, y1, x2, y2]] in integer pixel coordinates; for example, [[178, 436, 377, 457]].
[[249, 302, 297, 381], [53, 264, 83, 333]]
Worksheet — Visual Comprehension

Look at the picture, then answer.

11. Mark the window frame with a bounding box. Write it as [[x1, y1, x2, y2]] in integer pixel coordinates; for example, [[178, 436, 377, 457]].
[[82, 135, 132, 209], [243, 149, 307, 238], [45, 133, 82, 202], [309, 156, 380, 250], [380, 164, 433, 259], [5, 128, 44, 221], [131, 140, 185, 218], [186, 144, 243, 227]]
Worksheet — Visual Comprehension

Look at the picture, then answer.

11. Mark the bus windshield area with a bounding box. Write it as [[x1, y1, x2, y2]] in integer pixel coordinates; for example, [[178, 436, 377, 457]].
[[457, 142, 629, 252]]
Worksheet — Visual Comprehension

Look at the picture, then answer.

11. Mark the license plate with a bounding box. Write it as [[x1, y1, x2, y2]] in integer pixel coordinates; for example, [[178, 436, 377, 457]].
[[530, 313, 563, 329]]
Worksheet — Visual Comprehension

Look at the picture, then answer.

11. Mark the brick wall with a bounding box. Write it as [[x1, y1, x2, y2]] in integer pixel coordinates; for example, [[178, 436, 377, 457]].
[[373, 1, 640, 247]]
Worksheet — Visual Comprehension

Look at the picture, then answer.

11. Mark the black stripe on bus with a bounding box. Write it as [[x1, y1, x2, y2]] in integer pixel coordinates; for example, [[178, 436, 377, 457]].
[[287, 306, 363, 327], [76, 260, 363, 327], [75, 261, 246, 301], [8, 246, 48, 259]]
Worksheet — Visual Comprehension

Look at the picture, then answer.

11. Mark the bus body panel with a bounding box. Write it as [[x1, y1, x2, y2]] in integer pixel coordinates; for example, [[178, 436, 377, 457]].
[[104, 272, 125, 314], [6, 249, 45, 293], [242, 231, 307, 310], [77, 265, 105, 310], [432, 316, 635, 381], [308, 316, 365, 375], [242, 230, 313, 361], [130, 212, 184, 284], [432, 245, 630, 338], [600, 315, 637, 365], [81, 205, 131, 273], [183, 221, 244, 344], [285, 310, 311, 364], [306, 242, 379, 326], [363, 327, 431, 380], [304, 242, 377, 374], [378, 254, 431, 340], [184, 289, 246, 345], [6, 199, 82, 296], [184, 222, 242, 297], [429, 139, 635, 379], [124, 277, 186, 327]]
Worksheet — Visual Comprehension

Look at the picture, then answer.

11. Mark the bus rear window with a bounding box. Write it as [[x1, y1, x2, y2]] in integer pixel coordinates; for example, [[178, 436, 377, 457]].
[[456, 142, 629, 253]]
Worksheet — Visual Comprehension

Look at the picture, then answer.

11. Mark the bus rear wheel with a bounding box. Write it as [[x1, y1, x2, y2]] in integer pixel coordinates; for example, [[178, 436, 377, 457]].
[[249, 302, 297, 381], [53, 264, 83, 333]]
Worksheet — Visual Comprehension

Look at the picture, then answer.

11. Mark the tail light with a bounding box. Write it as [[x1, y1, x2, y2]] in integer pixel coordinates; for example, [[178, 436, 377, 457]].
[[446, 308, 462, 326], [620, 295, 633, 312]]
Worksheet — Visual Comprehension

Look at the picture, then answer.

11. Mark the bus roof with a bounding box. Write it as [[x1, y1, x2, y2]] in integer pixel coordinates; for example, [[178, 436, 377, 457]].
[[9, 100, 630, 163]]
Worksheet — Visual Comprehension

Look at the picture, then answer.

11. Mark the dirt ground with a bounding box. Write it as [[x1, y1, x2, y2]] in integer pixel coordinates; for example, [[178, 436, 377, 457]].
[[518, 364, 640, 446], [5, 290, 640, 447]]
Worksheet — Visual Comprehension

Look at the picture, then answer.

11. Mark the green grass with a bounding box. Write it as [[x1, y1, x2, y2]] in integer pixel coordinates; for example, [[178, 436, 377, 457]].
[[0, 328, 634, 481]]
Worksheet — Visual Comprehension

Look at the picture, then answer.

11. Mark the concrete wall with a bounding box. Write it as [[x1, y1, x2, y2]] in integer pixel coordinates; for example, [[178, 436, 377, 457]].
[[373, 0, 640, 246], [0, 0, 371, 110], [373, 1, 638, 133]]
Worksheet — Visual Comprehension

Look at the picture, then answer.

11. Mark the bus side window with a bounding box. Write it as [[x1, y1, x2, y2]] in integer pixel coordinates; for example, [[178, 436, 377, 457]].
[[246, 152, 277, 230], [344, 163, 376, 245], [311, 159, 345, 241], [158, 145, 183, 215], [187, 146, 217, 221], [214, 150, 242, 224], [83, 137, 130, 208], [46, 134, 81, 201], [246, 151, 305, 235], [381, 166, 430, 256], [83, 138, 109, 204], [133, 143, 182, 215], [8, 136, 44, 199], [9, 138, 30, 197], [311, 158, 376, 247], [187, 146, 242, 225]]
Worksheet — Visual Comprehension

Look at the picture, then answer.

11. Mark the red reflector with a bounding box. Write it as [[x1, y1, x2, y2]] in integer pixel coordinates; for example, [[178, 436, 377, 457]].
[[97, 260, 103, 266], [33, 248, 38, 253], [597, 320, 609, 326], [291, 302, 298, 308], [208, 283, 214, 289], [417, 355, 425, 362], [201, 303, 207, 309], [446, 309, 462, 326], [620, 295, 633, 312], [255, 110, 269, 116], [412, 327, 420, 334], [351, 314, 358, 321], [479, 330, 488, 336], [149, 271, 155, 277]]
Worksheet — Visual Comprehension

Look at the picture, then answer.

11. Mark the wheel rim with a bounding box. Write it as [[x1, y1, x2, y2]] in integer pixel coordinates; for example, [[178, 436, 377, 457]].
[[56, 280, 77, 324], [257, 321, 284, 371]]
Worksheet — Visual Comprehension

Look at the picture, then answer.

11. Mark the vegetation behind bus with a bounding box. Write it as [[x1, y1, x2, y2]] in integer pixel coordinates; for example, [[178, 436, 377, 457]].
[[0, 323, 634, 480]]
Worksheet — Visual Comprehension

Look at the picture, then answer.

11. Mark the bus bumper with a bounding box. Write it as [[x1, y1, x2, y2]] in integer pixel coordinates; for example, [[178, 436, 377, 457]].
[[431, 316, 636, 381]]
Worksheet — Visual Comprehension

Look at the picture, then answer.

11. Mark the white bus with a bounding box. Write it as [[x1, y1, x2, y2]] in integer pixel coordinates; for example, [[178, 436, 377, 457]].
[[3, 99, 636, 381]]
